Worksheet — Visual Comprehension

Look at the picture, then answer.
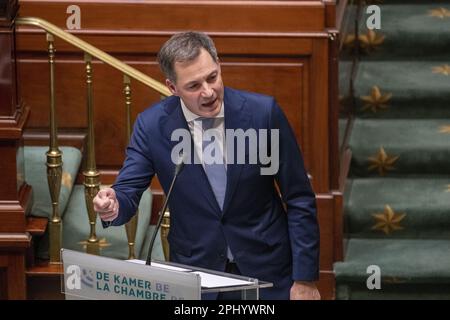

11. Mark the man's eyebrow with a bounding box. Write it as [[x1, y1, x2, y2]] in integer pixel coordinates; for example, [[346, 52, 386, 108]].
[[185, 80, 200, 87], [185, 71, 218, 87]]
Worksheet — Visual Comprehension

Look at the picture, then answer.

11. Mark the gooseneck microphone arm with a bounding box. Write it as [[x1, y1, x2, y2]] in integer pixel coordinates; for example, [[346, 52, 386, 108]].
[[146, 160, 184, 266]]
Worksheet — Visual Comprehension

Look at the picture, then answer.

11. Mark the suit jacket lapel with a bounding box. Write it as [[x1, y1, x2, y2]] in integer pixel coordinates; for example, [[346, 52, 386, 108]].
[[223, 88, 250, 216]]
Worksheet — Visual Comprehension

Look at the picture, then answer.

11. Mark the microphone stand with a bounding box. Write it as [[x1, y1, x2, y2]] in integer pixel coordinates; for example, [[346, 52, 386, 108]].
[[146, 161, 184, 265]]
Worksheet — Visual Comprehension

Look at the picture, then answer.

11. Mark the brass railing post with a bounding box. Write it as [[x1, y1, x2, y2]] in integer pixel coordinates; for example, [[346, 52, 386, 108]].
[[123, 75, 138, 259], [46, 33, 63, 264], [83, 53, 100, 255], [124, 75, 132, 144], [161, 208, 170, 261]]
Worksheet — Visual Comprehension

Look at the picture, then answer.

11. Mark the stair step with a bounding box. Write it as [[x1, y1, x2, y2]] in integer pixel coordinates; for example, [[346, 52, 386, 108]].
[[353, 61, 450, 119], [334, 238, 450, 299], [344, 177, 450, 238], [26, 216, 48, 236], [349, 119, 450, 176], [26, 261, 63, 277], [336, 282, 450, 300], [335, 238, 450, 282], [355, 3, 450, 60]]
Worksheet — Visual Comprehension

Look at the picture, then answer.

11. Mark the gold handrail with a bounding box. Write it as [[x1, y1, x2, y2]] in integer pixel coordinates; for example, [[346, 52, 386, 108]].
[[15, 17, 171, 97], [15, 16, 172, 260]]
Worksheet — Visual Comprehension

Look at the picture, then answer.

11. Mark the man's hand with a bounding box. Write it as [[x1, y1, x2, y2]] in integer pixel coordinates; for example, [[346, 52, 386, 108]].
[[93, 188, 119, 222], [290, 281, 321, 300]]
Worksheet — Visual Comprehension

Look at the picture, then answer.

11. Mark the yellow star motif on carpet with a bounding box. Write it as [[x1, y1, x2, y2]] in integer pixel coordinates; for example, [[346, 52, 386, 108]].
[[439, 125, 450, 133], [343, 34, 356, 51], [360, 86, 392, 113], [358, 30, 385, 54], [78, 237, 111, 250], [372, 205, 406, 235], [446, 185, 450, 192], [428, 8, 450, 19], [368, 147, 399, 176], [61, 171, 73, 189], [432, 64, 450, 76]]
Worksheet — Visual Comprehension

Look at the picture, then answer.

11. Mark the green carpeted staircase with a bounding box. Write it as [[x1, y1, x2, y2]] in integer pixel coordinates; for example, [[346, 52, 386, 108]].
[[335, 1, 450, 299]]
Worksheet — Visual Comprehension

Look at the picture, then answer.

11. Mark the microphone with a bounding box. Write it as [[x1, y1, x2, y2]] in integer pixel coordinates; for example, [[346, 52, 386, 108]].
[[145, 156, 185, 265]]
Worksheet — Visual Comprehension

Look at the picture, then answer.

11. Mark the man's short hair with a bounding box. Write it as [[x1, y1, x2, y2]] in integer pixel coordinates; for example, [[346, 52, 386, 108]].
[[157, 31, 219, 83]]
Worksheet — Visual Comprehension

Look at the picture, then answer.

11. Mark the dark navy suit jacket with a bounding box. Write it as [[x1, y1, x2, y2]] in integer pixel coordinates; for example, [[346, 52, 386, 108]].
[[110, 87, 319, 299]]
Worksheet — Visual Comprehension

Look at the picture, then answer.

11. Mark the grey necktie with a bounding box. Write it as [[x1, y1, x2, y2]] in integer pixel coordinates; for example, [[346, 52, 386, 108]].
[[201, 118, 227, 210], [200, 118, 234, 261]]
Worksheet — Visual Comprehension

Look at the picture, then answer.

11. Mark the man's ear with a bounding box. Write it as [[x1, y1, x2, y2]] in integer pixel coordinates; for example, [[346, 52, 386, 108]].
[[166, 79, 178, 96]]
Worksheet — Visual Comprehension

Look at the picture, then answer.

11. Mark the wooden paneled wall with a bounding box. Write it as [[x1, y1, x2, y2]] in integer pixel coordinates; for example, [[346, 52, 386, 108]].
[[0, 0, 33, 300], [15, 0, 340, 299]]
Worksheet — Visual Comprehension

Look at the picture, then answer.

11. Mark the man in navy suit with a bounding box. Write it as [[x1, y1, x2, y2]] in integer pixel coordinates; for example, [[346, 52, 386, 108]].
[[93, 32, 320, 300]]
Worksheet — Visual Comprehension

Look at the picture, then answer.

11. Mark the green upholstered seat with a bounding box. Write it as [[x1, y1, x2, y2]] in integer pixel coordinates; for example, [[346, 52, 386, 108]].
[[62, 185, 164, 261], [24, 146, 82, 218]]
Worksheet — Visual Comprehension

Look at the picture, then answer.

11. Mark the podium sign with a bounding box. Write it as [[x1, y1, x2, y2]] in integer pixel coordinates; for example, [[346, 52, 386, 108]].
[[62, 249, 201, 300]]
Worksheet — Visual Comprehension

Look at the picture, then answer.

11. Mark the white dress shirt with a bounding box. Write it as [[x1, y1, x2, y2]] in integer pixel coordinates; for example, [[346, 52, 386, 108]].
[[180, 99, 226, 168]]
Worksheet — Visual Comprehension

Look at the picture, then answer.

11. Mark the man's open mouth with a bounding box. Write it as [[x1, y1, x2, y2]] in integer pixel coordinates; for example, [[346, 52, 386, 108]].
[[202, 97, 217, 107]]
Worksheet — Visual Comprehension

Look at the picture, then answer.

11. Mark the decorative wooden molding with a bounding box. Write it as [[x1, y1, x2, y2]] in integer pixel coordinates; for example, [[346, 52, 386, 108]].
[[26, 261, 63, 277], [0, 233, 31, 248], [23, 128, 86, 149], [26, 217, 48, 236], [19, 1, 328, 33], [0, 103, 31, 139]]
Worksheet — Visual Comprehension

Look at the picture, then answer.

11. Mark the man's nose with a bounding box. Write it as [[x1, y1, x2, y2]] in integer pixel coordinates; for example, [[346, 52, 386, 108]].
[[200, 83, 213, 98]]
